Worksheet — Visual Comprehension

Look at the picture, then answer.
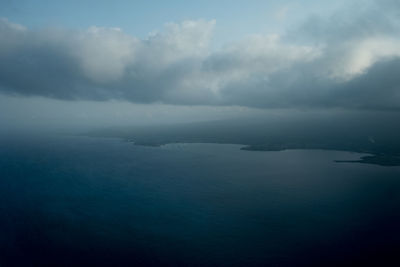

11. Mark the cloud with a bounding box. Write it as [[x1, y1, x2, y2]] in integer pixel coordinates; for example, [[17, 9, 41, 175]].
[[0, 0, 400, 110], [274, 4, 292, 22]]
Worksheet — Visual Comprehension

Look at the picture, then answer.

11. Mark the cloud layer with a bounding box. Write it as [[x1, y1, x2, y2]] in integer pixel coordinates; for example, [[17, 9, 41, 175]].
[[1, 0, 400, 110]]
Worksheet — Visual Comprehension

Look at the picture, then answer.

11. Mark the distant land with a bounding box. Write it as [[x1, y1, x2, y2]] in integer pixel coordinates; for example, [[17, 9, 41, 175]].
[[335, 155, 400, 167], [86, 112, 400, 166]]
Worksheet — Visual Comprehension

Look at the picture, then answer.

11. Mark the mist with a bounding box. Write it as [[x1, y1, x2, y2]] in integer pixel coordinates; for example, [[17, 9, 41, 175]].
[[0, 94, 266, 134]]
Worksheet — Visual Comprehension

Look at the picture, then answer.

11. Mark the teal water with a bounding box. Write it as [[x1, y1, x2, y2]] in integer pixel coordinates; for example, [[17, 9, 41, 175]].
[[1, 136, 399, 266]]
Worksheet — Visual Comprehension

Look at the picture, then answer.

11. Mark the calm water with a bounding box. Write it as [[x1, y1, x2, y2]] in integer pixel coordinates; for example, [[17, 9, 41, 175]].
[[0, 135, 399, 266]]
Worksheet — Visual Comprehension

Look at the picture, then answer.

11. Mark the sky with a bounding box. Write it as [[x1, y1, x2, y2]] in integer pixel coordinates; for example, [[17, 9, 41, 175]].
[[1, 0, 349, 43], [1, 0, 399, 131]]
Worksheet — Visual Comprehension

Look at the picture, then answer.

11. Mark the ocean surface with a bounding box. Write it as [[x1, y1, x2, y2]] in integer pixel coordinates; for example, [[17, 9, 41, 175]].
[[0, 135, 399, 266]]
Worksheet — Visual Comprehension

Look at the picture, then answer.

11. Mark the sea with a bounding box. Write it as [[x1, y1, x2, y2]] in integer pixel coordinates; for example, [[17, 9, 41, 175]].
[[1, 135, 399, 266]]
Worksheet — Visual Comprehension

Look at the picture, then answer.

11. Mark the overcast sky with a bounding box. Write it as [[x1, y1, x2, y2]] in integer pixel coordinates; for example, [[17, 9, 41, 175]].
[[1, 0, 399, 130]]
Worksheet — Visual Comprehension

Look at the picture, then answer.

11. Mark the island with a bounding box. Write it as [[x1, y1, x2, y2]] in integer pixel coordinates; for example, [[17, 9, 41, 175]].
[[86, 113, 400, 167]]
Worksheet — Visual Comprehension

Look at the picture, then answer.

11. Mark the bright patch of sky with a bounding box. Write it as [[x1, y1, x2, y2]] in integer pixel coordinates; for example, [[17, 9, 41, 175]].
[[1, 0, 351, 49]]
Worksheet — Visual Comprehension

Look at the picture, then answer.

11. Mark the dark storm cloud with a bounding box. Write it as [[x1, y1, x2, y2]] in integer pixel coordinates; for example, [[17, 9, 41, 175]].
[[0, 0, 400, 110]]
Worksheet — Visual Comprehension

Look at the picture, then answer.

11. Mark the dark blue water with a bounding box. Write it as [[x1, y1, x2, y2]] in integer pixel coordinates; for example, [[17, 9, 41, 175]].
[[1, 135, 399, 266]]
